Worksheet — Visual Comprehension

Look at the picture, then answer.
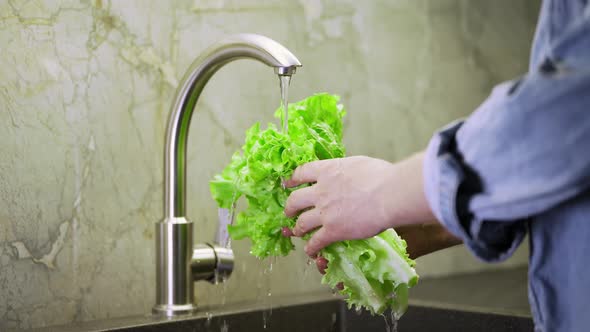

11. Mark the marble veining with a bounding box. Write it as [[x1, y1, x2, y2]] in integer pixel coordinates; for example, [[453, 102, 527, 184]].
[[0, 0, 539, 329]]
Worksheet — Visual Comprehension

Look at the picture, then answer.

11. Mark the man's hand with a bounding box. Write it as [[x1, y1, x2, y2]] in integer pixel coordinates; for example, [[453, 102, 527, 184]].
[[312, 223, 462, 284], [283, 153, 436, 257]]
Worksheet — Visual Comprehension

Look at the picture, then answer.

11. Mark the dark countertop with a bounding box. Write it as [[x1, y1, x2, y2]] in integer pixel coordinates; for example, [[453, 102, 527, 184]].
[[411, 266, 530, 316], [24, 266, 531, 331]]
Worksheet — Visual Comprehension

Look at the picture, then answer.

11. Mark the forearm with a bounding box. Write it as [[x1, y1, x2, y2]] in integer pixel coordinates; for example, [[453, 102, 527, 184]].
[[396, 223, 463, 259], [384, 151, 437, 228]]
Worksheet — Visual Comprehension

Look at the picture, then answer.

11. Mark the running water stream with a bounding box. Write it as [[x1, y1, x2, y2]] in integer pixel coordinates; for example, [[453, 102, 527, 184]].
[[260, 74, 289, 329], [279, 75, 291, 134], [257, 75, 294, 329], [279, 74, 291, 192], [223, 74, 291, 234], [219, 74, 292, 330], [258, 258, 275, 329]]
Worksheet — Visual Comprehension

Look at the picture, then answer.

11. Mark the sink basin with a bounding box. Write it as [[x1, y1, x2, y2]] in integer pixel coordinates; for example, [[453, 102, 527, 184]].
[[29, 293, 533, 332]]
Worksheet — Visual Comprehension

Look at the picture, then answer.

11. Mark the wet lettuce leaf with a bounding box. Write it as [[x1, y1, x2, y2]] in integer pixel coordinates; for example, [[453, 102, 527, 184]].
[[210, 93, 417, 316], [321, 229, 418, 315]]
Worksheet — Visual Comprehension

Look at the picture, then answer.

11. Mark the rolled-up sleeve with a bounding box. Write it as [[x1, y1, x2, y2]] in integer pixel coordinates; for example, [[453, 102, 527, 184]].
[[423, 58, 590, 262]]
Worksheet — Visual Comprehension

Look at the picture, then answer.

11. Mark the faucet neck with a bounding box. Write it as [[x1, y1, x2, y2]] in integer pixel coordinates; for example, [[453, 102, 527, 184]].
[[163, 34, 301, 219]]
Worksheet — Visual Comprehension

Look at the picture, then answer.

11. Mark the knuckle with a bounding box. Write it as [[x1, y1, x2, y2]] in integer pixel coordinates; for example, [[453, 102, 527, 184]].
[[295, 220, 306, 233], [285, 196, 293, 209], [286, 191, 298, 206], [285, 192, 300, 213], [296, 164, 309, 179], [294, 215, 310, 235], [305, 242, 316, 255], [284, 201, 294, 215]]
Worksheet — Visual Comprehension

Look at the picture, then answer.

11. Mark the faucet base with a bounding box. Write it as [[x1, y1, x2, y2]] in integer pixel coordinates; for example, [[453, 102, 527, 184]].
[[152, 303, 198, 316], [154, 220, 195, 317]]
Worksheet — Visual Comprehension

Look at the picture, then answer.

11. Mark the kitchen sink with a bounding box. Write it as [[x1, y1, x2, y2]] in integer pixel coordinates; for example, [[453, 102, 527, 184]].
[[30, 294, 532, 332], [27, 268, 532, 332]]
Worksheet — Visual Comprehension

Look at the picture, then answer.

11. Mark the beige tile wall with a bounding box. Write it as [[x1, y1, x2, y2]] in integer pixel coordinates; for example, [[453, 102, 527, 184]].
[[0, 0, 539, 329]]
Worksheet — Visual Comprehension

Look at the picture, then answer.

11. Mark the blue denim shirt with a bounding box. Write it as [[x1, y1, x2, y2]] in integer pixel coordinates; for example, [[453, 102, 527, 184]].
[[423, 1, 590, 331]]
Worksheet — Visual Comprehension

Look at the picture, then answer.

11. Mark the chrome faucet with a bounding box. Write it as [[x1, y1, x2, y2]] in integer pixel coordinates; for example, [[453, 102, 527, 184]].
[[153, 34, 302, 316]]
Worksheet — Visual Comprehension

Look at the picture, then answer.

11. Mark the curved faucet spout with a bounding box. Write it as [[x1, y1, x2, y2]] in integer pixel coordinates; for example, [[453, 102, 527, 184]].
[[155, 34, 301, 316], [164, 33, 301, 219]]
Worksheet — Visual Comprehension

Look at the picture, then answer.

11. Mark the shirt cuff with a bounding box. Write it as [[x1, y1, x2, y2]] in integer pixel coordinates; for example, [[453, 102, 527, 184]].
[[423, 121, 527, 262]]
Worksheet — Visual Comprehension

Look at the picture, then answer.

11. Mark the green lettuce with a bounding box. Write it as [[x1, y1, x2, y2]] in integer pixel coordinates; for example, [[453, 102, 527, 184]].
[[210, 93, 418, 315], [321, 229, 418, 315]]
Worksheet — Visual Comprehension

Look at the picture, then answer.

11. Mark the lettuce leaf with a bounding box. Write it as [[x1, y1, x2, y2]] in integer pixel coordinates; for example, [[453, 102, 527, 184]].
[[210, 93, 345, 257], [210, 93, 418, 316], [321, 229, 418, 315]]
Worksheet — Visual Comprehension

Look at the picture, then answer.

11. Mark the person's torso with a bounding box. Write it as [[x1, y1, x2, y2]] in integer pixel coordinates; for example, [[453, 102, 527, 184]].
[[527, 1, 590, 331]]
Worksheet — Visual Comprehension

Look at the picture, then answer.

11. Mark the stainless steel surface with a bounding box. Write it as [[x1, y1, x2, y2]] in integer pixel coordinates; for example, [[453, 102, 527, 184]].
[[155, 34, 302, 316], [153, 220, 196, 315], [190, 244, 217, 281], [163, 33, 301, 218], [190, 243, 234, 283], [208, 244, 234, 283]]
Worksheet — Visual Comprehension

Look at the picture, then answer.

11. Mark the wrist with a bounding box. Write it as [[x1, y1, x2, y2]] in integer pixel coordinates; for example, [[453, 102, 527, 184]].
[[436, 225, 463, 247], [385, 152, 436, 227]]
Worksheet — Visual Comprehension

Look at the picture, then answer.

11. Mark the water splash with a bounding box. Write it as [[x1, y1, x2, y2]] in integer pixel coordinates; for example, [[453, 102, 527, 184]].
[[216, 206, 235, 249], [262, 310, 268, 330], [205, 312, 213, 328], [382, 310, 399, 332], [220, 274, 229, 306], [302, 257, 314, 288], [354, 307, 363, 316], [220, 319, 229, 332], [258, 257, 276, 329], [226, 194, 237, 249]]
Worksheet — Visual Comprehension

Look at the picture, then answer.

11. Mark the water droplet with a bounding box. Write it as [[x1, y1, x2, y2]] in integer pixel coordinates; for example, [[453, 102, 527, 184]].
[[220, 319, 229, 332], [355, 307, 363, 316], [205, 312, 213, 328], [213, 270, 220, 285]]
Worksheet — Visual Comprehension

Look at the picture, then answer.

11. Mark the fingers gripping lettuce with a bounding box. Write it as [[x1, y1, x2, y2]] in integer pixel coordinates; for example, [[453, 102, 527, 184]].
[[210, 93, 345, 256], [210, 93, 418, 315]]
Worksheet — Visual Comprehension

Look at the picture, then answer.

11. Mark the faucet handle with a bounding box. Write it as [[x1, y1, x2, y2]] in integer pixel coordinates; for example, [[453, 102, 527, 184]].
[[191, 243, 234, 284]]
